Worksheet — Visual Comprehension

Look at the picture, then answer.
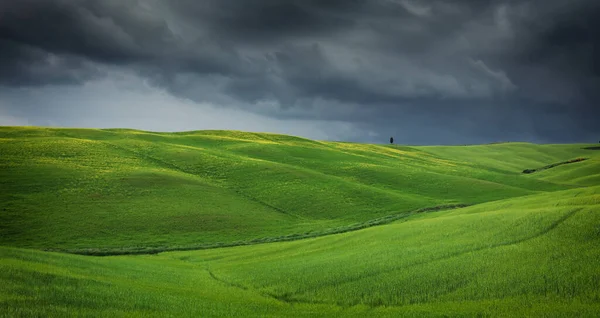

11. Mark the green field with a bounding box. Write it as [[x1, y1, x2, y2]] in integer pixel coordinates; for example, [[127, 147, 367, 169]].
[[1, 126, 599, 316]]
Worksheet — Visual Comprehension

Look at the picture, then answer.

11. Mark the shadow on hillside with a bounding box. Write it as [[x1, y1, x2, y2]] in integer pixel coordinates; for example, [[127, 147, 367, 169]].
[[582, 146, 600, 150], [522, 157, 588, 174]]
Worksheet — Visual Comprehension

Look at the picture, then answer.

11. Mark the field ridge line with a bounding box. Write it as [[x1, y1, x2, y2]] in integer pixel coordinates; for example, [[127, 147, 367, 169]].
[[522, 158, 588, 174], [50, 204, 469, 256]]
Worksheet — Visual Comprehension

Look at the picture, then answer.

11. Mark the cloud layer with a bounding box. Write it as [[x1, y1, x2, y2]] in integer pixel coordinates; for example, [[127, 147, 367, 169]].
[[1, 0, 598, 143]]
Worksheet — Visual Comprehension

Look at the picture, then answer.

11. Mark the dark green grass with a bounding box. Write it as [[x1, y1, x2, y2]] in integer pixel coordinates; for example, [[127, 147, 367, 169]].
[[2, 127, 598, 253], [522, 157, 587, 174]]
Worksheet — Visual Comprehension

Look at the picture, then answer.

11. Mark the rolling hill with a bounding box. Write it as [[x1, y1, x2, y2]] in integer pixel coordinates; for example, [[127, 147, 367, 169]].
[[1, 126, 599, 316]]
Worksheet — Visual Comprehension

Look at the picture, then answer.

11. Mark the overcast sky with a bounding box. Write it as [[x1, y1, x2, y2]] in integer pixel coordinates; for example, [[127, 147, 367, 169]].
[[1, 0, 598, 144]]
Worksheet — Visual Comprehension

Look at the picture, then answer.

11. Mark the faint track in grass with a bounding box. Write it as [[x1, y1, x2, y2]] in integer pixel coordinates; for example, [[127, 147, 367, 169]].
[[205, 267, 248, 291], [205, 266, 331, 306], [243, 207, 583, 308], [55, 204, 469, 256], [296, 207, 583, 295], [102, 141, 303, 219], [205, 205, 579, 308]]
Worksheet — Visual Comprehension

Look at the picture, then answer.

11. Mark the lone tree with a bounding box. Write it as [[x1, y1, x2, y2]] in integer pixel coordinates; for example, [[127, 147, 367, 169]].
[[390, 137, 394, 144]]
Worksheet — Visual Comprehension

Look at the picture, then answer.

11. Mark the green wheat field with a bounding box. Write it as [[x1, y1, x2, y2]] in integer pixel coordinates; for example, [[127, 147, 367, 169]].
[[1, 126, 599, 317]]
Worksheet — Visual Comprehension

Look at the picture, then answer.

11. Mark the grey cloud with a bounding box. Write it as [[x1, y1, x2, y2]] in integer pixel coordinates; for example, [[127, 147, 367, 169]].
[[469, 59, 516, 94], [0, 39, 104, 86], [0, 0, 169, 64], [166, 0, 363, 43], [397, 0, 432, 17], [0, 0, 598, 144], [0, 0, 250, 86]]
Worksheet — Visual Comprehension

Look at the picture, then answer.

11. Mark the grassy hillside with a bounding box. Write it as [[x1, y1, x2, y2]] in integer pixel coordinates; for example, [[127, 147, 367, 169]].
[[1, 186, 599, 317], [1, 127, 596, 253], [1, 126, 599, 316]]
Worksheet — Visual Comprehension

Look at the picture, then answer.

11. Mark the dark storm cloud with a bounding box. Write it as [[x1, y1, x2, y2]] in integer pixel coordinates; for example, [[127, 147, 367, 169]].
[[0, 0, 598, 143], [505, 1, 600, 105], [168, 0, 361, 42], [0, 0, 251, 86], [0, 39, 103, 86]]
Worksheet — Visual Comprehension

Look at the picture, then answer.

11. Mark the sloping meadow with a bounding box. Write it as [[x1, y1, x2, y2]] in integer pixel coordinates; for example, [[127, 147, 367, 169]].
[[1, 127, 599, 316], [1, 127, 595, 253], [1, 186, 599, 316]]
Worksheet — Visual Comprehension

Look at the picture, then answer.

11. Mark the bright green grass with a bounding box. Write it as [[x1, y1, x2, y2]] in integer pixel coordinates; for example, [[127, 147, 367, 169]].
[[531, 155, 600, 186], [1, 186, 599, 317], [2, 127, 597, 253]]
